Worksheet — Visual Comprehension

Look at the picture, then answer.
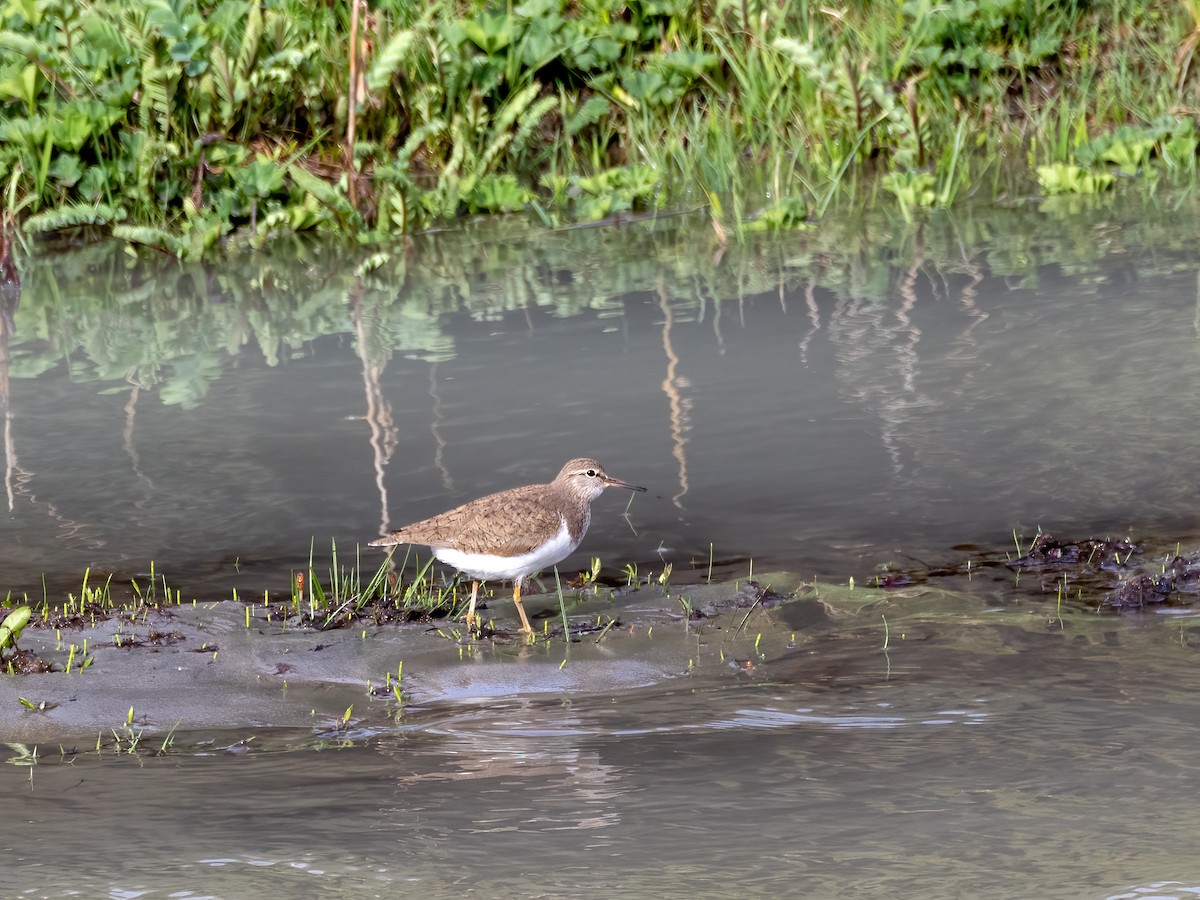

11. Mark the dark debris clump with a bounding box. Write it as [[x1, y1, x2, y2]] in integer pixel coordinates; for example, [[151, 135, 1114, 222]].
[[1004, 531, 1200, 610], [1007, 532, 1139, 572], [6, 649, 54, 674], [1107, 554, 1200, 609]]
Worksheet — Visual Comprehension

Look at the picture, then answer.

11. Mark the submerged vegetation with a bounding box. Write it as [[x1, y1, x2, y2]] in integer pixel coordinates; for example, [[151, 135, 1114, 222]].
[[3, 0, 1200, 255]]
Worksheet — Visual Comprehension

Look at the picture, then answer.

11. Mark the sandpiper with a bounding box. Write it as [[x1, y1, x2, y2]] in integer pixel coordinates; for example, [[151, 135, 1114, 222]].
[[369, 458, 646, 633]]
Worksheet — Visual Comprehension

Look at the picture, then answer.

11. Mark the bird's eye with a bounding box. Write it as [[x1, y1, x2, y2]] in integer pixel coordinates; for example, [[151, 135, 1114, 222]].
[[586, 469, 597, 477]]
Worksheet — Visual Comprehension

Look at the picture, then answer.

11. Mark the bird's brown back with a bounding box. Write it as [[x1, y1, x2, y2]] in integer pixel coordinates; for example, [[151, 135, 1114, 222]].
[[381, 482, 583, 558]]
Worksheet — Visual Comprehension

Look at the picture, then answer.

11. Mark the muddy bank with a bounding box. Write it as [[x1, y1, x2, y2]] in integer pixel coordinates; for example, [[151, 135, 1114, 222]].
[[8, 534, 1200, 747], [0, 575, 818, 742]]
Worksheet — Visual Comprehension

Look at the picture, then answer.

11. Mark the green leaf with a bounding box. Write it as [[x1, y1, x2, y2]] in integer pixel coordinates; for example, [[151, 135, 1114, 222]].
[[622, 70, 677, 106], [112, 224, 181, 255], [233, 156, 285, 199], [570, 35, 621, 69], [169, 34, 206, 64], [514, 0, 559, 16], [78, 165, 109, 201], [461, 13, 514, 55], [521, 18, 565, 68], [0, 64, 40, 113], [882, 171, 936, 207], [51, 104, 103, 151], [659, 50, 719, 78], [237, 1, 263, 80], [23, 202, 123, 234], [366, 29, 419, 94], [140, 60, 173, 137], [286, 163, 361, 226], [288, 195, 326, 231], [0, 115, 48, 150], [48, 153, 82, 187], [565, 95, 610, 136], [0, 606, 31, 650], [1100, 138, 1154, 175], [5, 0, 42, 27], [465, 173, 532, 213], [1036, 163, 1114, 195]]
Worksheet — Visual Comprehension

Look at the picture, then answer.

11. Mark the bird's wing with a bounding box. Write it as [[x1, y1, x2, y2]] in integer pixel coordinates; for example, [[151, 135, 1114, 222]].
[[381, 485, 566, 557]]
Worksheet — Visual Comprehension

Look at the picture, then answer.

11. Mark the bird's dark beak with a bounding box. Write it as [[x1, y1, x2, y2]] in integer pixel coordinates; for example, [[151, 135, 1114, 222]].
[[604, 474, 646, 492]]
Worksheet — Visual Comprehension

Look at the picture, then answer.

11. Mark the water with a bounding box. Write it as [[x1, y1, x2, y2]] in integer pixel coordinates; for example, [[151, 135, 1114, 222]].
[[6, 197, 1200, 897], [8, 613, 1200, 898], [9, 201, 1200, 598]]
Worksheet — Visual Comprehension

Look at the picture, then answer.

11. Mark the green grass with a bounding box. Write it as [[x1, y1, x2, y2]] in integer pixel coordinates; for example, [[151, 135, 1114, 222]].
[[0, 563, 183, 627], [0, 546, 605, 644], [3, 0, 1199, 256]]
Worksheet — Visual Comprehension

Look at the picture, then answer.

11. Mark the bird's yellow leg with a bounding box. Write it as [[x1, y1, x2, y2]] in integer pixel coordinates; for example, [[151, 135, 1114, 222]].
[[512, 581, 533, 634], [465, 580, 480, 630]]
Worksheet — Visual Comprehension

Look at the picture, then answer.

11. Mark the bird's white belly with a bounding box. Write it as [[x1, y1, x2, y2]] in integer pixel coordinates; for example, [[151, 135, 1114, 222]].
[[433, 517, 579, 582]]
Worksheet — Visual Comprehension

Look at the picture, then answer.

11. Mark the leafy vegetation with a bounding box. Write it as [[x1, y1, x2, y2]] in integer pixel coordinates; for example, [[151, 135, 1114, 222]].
[[0, 604, 30, 652], [2, 0, 1199, 254]]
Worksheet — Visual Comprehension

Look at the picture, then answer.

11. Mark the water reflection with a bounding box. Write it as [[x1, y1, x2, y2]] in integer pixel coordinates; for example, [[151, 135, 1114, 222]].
[[1, 225, 16, 514], [380, 704, 625, 844], [654, 282, 692, 511], [351, 288, 400, 536], [7, 200, 1200, 601], [13, 203, 1200, 898]]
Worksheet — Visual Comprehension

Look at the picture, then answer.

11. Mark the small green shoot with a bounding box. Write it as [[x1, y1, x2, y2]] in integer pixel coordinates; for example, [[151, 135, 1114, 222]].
[[158, 721, 180, 755], [624, 562, 638, 587], [580, 557, 602, 587], [553, 567, 570, 645], [594, 618, 617, 644]]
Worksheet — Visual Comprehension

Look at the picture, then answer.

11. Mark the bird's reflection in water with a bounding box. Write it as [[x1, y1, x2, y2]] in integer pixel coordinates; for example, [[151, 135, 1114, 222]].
[[374, 698, 624, 845]]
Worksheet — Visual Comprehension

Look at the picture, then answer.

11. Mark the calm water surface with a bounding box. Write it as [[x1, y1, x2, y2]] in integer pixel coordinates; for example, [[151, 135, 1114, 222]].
[[6, 198, 1200, 897]]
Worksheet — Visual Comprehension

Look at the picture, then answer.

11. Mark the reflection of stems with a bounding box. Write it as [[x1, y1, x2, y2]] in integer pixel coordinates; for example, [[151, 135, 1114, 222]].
[[657, 281, 691, 509], [2, 420, 102, 547], [429, 361, 452, 491], [0, 274, 104, 547], [2, 398, 14, 513], [957, 267, 986, 343], [877, 256, 923, 471], [1194, 269, 1200, 338], [123, 379, 156, 501], [797, 281, 820, 361], [351, 287, 398, 534], [1, 219, 15, 511]]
